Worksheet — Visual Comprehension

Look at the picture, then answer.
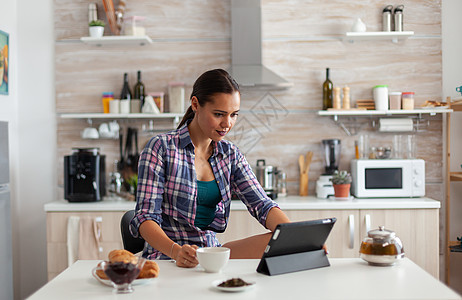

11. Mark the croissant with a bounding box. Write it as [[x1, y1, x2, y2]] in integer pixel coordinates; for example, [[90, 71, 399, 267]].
[[95, 249, 160, 279], [108, 249, 135, 263], [138, 260, 160, 278]]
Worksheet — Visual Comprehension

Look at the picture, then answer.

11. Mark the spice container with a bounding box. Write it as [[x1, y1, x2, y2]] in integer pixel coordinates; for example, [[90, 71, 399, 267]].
[[342, 86, 350, 109], [102, 92, 114, 114], [373, 85, 389, 111], [333, 87, 341, 109], [277, 172, 287, 197], [402, 92, 415, 110], [389, 92, 402, 110], [168, 82, 185, 113]]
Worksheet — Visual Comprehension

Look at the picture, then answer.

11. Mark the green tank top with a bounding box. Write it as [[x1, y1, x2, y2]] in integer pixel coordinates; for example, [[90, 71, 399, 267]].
[[195, 179, 221, 229]]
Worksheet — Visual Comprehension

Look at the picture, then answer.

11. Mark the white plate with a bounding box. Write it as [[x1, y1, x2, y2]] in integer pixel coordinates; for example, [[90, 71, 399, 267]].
[[91, 266, 155, 287], [212, 279, 255, 293]]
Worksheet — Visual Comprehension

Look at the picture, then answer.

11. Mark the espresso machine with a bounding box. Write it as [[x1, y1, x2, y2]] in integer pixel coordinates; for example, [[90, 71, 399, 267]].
[[316, 139, 341, 198], [64, 148, 106, 202]]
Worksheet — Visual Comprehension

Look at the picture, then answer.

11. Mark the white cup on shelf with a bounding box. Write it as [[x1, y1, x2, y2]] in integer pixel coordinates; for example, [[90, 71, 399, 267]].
[[120, 99, 130, 114], [109, 99, 120, 114]]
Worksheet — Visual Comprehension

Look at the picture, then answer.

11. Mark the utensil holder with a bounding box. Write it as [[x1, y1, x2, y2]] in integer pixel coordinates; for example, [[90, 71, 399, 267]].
[[299, 173, 309, 196]]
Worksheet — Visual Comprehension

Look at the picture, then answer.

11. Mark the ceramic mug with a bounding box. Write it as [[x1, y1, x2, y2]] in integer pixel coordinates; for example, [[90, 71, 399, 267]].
[[120, 100, 130, 114], [109, 99, 120, 114]]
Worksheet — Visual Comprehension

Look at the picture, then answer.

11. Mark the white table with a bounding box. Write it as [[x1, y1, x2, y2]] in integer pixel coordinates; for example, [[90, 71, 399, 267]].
[[28, 258, 460, 300]]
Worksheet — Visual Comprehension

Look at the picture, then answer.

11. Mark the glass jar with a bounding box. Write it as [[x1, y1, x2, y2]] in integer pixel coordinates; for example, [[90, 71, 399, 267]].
[[402, 92, 415, 110], [168, 82, 185, 113], [389, 92, 402, 110], [277, 172, 287, 197]]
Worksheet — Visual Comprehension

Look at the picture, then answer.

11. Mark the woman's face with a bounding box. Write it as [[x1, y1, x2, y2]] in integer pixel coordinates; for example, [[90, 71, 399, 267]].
[[192, 92, 240, 142]]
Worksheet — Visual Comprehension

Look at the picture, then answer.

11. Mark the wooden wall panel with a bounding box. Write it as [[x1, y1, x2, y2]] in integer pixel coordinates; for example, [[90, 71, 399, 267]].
[[54, 0, 443, 199]]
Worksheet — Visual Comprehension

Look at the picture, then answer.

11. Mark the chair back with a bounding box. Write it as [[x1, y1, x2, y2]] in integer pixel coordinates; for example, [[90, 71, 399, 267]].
[[120, 210, 145, 254]]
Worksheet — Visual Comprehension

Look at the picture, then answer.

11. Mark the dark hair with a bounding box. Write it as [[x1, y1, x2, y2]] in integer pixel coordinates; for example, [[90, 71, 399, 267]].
[[177, 69, 240, 128]]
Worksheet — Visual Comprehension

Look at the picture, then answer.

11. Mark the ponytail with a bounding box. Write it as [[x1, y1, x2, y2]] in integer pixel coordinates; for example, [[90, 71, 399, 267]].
[[177, 106, 195, 129]]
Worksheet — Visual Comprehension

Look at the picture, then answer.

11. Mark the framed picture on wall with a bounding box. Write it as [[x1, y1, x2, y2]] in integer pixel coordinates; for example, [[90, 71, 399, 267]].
[[0, 30, 9, 95]]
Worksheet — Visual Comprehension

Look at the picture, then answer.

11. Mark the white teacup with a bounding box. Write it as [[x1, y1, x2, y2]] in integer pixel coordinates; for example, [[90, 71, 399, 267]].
[[196, 247, 230, 273], [81, 127, 99, 139]]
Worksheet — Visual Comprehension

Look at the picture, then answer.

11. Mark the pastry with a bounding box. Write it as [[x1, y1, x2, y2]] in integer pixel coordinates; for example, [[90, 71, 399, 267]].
[[95, 249, 161, 280], [138, 260, 160, 278], [108, 249, 135, 263], [95, 262, 108, 279]]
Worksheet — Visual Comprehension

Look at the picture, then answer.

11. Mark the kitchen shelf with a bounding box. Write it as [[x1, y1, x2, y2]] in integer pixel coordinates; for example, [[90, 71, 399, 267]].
[[318, 108, 451, 136], [450, 245, 462, 253], [80, 35, 153, 46], [344, 31, 414, 43], [60, 113, 183, 127], [450, 172, 462, 182], [450, 99, 462, 111], [318, 108, 452, 117], [449, 241, 462, 253], [60, 113, 182, 119]]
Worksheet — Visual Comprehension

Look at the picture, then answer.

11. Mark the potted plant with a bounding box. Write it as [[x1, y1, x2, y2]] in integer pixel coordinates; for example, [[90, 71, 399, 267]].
[[89, 20, 105, 38], [330, 170, 352, 198]]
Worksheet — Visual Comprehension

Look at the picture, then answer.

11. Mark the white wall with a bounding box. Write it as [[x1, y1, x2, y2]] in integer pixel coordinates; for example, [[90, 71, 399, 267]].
[[0, 0, 20, 299], [0, 0, 55, 299], [442, 0, 462, 291]]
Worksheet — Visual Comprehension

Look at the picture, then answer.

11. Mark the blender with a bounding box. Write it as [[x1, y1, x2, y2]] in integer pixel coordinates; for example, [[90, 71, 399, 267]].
[[316, 139, 341, 198]]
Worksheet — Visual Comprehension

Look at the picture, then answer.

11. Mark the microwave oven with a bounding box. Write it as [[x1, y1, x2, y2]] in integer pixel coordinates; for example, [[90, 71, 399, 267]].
[[351, 159, 425, 198]]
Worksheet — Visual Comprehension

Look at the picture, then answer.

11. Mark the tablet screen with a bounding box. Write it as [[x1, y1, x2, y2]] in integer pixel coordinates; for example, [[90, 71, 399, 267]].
[[262, 218, 336, 258]]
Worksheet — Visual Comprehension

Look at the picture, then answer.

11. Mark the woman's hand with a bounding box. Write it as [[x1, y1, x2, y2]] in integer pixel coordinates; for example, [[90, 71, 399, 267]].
[[323, 244, 329, 255], [175, 244, 199, 268]]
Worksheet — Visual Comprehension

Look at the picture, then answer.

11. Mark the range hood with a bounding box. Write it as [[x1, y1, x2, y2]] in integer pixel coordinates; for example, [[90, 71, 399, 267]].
[[230, 0, 293, 90]]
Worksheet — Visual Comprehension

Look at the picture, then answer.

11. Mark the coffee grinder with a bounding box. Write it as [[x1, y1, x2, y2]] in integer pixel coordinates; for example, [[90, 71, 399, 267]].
[[316, 139, 341, 198]]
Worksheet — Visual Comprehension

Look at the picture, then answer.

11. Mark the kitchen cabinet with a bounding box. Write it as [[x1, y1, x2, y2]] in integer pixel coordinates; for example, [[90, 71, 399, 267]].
[[217, 206, 439, 278], [359, 209, 439, 277], [45, 197, 439, 280], [46, 211, 125, 281]]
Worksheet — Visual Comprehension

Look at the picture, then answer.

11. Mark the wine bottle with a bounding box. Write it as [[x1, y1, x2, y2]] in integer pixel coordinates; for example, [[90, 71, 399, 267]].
[[322, 68, 333, 110], [133, 70, 146, 107], [120, 73, 132, 100]]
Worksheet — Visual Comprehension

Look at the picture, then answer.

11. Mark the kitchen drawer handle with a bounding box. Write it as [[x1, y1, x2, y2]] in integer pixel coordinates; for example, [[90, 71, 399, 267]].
[[349, 214, 355, 249], [365, 214, 371, 234]]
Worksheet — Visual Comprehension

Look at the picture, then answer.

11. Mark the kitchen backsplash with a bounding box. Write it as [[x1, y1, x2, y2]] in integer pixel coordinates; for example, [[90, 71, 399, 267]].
[[54, 0, 443, 201]]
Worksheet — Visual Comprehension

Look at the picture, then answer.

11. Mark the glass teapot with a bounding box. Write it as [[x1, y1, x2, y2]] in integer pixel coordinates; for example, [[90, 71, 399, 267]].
[[359, 225, 405, 266]]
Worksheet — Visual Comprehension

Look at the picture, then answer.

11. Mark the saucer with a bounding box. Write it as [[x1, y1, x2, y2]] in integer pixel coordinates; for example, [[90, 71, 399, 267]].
[[91, 266, 155, 287]]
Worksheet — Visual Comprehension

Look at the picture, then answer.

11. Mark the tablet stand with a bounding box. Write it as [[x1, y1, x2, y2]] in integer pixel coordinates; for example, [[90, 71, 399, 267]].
[[257, 249, 330, 276]]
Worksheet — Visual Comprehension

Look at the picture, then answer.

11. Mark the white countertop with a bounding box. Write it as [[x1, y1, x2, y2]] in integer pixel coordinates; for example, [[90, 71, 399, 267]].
[[28, 258, 460, 300], [44, 196, 440, 212]]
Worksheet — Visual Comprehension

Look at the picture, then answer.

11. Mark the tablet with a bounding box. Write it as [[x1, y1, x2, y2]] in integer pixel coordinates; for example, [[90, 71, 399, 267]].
[[257, 217, 336, 275]]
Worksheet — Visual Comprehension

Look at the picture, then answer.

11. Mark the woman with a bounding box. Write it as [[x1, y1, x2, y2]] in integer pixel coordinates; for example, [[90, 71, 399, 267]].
[[130, 69, 290, 268]]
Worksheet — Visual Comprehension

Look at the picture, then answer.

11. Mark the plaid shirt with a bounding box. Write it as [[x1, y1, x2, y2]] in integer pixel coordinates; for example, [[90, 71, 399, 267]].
[[130, 121, 278, 259]]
